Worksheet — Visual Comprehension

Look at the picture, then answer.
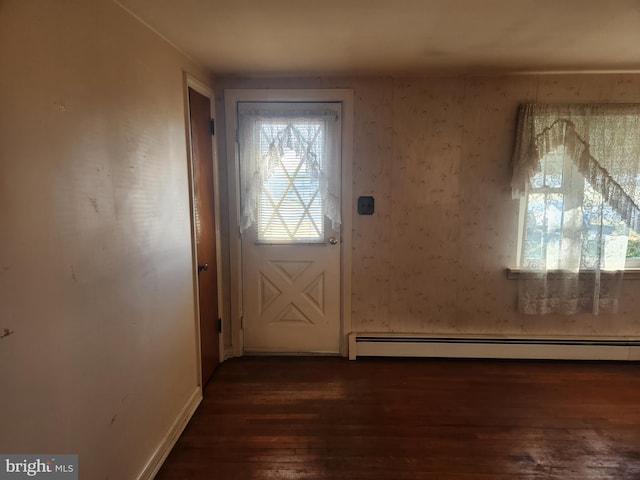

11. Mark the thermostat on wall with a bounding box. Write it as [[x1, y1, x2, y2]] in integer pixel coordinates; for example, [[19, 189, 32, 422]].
[[357, 196, 375, 215]]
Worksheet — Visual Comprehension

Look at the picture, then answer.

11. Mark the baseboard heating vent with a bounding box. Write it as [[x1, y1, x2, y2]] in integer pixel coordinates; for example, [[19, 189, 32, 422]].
[[348, 333, 640, 361]]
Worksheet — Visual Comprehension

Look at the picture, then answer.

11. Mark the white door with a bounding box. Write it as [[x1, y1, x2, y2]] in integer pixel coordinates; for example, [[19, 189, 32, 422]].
[[238, 102, 342, 353]]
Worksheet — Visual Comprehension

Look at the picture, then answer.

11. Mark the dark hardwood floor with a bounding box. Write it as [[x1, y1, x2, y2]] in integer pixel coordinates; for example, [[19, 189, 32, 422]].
[[156, 357, 640, 479]]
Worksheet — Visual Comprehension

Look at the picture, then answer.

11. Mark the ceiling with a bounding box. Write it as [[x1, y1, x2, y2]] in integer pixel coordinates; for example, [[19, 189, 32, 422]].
[[115, 0, 640, 76]]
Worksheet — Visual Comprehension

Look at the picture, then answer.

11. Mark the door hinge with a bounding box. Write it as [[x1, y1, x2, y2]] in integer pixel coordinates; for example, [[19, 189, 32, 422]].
[[217, 317, 222, 333], [210, 118, 215, 136]]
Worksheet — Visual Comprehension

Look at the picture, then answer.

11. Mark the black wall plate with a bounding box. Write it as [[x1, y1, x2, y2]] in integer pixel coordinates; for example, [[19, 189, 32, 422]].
[[357, 196, 375, 215]]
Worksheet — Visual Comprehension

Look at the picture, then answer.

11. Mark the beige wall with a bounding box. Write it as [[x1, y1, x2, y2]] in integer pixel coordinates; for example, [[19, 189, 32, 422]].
[[0, 0, 212, 477], [217, 74, 640, 342]]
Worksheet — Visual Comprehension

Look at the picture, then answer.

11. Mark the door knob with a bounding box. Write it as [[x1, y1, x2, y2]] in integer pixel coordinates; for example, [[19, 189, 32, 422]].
[[198, 263, 208, 273], [328, 237, 338, 245]]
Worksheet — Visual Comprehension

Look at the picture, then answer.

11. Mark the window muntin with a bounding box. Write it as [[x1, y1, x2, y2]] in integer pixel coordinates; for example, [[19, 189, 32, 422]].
[[256, 120, 326, 243]]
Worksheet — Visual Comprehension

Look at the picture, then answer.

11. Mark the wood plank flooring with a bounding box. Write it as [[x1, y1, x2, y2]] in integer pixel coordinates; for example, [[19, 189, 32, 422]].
[[155, 357, 640, 479]]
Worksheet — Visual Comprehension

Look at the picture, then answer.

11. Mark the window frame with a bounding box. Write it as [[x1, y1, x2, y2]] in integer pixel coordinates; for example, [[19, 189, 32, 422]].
[[516, 195, 640, 272], [512, 103, 640, 275], [243, 108, 341, 245]]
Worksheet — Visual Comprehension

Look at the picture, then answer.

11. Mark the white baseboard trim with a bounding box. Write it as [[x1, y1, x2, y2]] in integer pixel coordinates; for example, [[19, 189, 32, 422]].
[[224, 346, 237, 360], [348, 333, 640, 361], [137, 386, 202, 480]]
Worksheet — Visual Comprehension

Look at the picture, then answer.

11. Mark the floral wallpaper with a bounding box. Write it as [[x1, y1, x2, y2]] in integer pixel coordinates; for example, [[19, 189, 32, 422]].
[[217, 74, 640, 343]]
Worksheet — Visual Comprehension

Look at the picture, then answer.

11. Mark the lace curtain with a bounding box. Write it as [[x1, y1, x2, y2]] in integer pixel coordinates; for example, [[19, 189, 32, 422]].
[[511, 104, 640, 315], [237, 104, 341, 233]]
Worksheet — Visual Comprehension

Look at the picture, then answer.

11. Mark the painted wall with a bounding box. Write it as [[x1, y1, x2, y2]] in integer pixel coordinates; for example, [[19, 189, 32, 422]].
[[216, 74, 640, 343], [0, 0, 211, 477]]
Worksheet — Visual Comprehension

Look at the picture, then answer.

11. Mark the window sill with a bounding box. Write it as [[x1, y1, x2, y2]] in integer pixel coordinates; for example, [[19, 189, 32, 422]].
[[506, 268, 640, 280]]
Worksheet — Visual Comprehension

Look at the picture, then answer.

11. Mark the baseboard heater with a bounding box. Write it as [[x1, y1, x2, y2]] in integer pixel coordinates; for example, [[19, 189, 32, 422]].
[[348, 333, 640, 361]]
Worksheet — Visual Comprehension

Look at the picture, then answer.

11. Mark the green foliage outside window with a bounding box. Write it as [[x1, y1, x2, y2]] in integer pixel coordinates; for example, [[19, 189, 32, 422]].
[[627, 230, 640, 258]]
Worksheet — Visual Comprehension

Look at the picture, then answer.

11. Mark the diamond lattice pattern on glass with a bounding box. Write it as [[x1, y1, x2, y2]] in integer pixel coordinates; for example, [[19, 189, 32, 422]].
[[257, 121, 325, 242]]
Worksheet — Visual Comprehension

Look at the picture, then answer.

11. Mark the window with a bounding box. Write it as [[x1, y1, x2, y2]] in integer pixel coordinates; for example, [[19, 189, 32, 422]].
[[511, 103, 640, 314], [237, 102, 342, 243], [520, 147, 640, 271], [256, 120, 326, 243]]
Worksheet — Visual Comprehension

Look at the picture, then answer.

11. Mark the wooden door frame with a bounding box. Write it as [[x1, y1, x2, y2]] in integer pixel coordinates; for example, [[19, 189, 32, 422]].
[[184, 73, 224, 386], [224, 89, 354, 358]]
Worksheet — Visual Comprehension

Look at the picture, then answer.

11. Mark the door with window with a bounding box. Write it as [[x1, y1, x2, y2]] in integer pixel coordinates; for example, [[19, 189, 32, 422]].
[[238, 102, 342, 353]]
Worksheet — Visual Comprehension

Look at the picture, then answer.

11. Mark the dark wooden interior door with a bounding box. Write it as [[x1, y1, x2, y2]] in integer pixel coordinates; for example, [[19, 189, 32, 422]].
[[188, 87, 219, 386]]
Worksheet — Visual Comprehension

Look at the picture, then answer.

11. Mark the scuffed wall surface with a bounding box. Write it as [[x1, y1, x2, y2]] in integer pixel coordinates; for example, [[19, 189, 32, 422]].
[[217, 74, 640, 339], [0, 0, 211, 477]]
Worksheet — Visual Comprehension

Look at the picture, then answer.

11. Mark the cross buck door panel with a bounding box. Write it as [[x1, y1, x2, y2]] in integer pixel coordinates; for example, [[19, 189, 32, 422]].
[[238, 102, 342, 353]]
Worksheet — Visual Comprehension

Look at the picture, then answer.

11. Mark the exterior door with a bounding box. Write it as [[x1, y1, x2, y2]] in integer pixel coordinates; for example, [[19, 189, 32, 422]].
[[188, 87, 219, 384], [239, 102, 342, 353]]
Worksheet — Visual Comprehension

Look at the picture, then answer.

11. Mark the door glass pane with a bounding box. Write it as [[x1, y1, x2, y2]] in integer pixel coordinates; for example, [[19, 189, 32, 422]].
[[257, 121, 325, 243]]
